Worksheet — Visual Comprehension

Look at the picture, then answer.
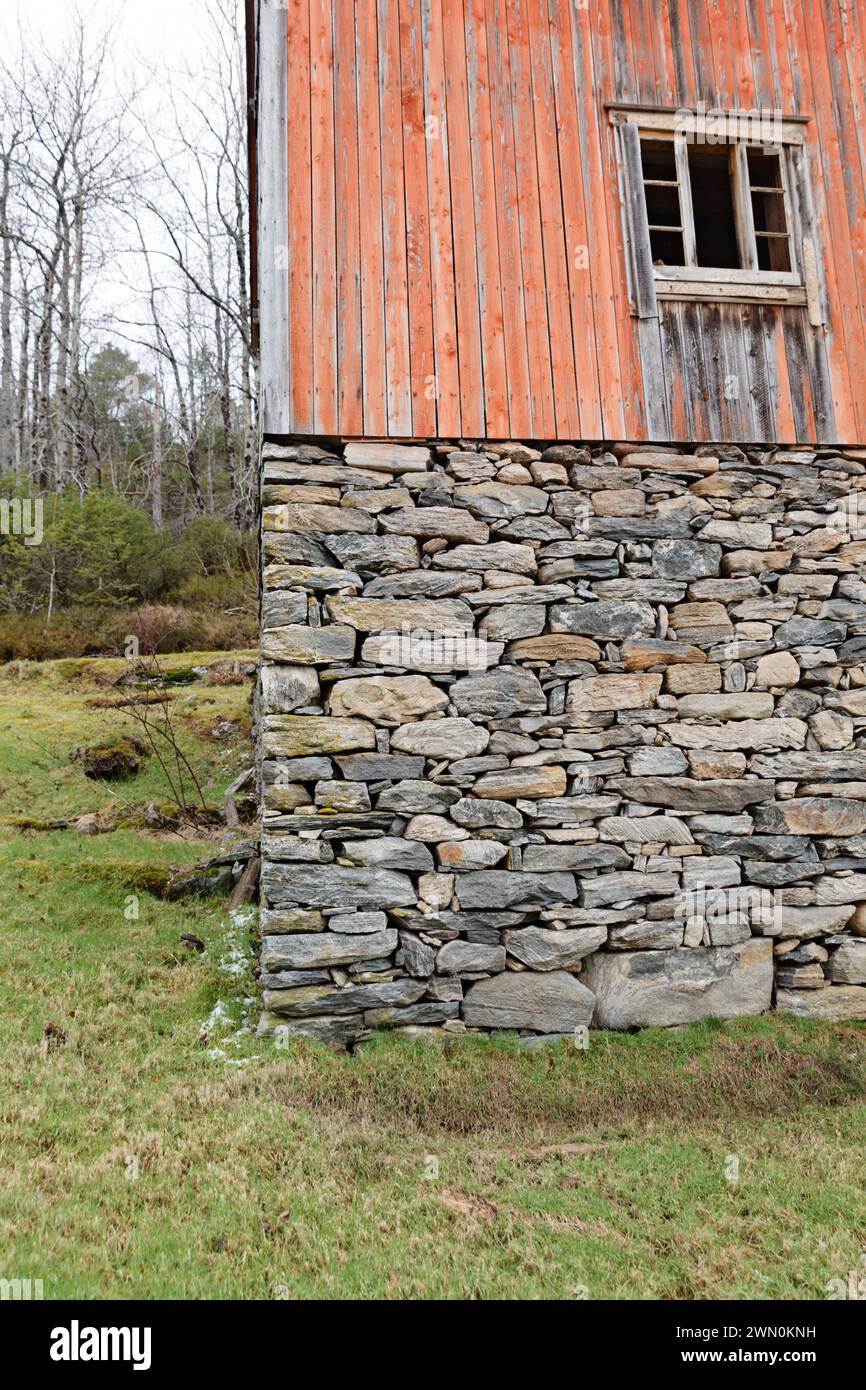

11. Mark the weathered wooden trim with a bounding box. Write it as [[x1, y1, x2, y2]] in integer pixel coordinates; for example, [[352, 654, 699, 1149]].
[[618, 122, 657, 320], [731, 142, 758, 272], [257, 0, 291, 435], [655, 281, 807, 307], [673, 135, 697, 267], [656, 265, 801, 288], [606, 102, 809, 145], [802, 238, 824, 328]]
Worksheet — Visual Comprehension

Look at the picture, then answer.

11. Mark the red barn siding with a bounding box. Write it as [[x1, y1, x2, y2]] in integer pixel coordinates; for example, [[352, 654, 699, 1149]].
[[255, 0, 866, 444]]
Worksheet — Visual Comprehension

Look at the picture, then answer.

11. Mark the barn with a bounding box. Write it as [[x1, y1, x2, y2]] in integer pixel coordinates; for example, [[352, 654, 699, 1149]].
[[246, 0, 866, 1042]]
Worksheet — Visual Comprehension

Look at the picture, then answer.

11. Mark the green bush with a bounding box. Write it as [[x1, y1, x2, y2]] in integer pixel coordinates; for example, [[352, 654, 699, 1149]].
[[0, 603, 257, 662], [0, 483, 258, 658]]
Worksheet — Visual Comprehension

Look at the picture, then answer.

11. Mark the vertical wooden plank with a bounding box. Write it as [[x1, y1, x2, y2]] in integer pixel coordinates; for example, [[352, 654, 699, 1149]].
[[527, 0, 580, 437], [666, 1, 694, 106], [655, 2, 681, 108], [310, 0, 337, 434], [623, 0, 657, 105], [726, 0, 757, 108], [334, 0, 363, 434], [742, 0, 778, 110], [619, 121, 668, 442], [398, 0, 437, 438], [783, 308, 816, 442], [589, 2, 644, 437], [421, 0, 460, 434], [659, 301, 694, 439], [355, 0, 387, 435], [619, 123, 658, 320], [787, 0, 860, 440], [817, 0, 866, 439], [547, 0, 603, 437], [504, 0, 556, 437], [682, 300, 713, 441], [720, 302, 756, 441], [705, 0, 734, 109], [485, 0, 532, 437], [740, 303, 773, 444], [567, 0, 628, 438], [442, 0, 486, 436], [687, 0, 719, 105], [674, 136, 697, 266], [287, 0, 314, 432], [697, 303, 726, 441], [464, 0, 510, 436], [731, 142, 758, 271], [776, 0, 803, 111], [609, 0, 639, 103], [377, 0, 413, 434], [258, 0, 291, 435], [762, 306, 798, 446]]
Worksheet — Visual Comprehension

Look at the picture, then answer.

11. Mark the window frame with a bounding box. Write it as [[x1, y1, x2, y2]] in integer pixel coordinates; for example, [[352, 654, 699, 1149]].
[[609, 104, 815, 311]]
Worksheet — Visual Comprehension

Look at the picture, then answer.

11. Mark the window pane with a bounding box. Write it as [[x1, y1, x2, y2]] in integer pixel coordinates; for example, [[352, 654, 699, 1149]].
[[687, 145, 740, 269], [748, 148, 791, 271], [640, 140, 684, 266]]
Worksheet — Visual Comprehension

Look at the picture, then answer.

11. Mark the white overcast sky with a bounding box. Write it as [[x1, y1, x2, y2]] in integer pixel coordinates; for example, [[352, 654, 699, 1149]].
[[7, 0, 208, 66], [3, 0, 226, 359]]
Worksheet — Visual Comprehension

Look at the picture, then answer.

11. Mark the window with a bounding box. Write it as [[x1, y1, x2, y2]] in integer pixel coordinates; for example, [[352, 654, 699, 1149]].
[[609, 105, 822, 316]]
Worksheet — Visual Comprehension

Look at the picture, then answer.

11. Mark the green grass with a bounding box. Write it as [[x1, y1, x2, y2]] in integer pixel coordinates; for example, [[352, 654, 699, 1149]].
[[0, 655, 864, 1299]]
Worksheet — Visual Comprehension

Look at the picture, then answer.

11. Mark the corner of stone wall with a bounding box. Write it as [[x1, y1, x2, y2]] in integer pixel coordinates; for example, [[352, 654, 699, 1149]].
[[255, 438, 866, 1046]]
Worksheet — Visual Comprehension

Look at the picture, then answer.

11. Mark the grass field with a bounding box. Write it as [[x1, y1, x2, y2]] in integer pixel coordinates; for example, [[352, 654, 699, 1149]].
[[1, 656, 864, 1299]]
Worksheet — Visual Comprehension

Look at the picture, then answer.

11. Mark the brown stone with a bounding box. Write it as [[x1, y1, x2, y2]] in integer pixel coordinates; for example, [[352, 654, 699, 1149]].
[[566, 673, 662, 712]]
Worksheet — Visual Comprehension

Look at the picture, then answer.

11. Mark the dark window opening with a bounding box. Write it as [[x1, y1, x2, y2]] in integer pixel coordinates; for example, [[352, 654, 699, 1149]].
[[636, 133, 794, 277], [688, 145, 741, 269], [640, 139, 684, 265], [748, 147, 791, 272]]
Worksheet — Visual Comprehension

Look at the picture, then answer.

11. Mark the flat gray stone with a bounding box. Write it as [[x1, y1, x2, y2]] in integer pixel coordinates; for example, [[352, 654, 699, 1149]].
[[608, 777, 773, 812], [436, 940, 507, 975], [456, 871, 576, 910], [775, 985, 866, 1021], [550, 601, 655, 639], [583, 939, 773, 1028], [608, 920, 685, 950], [826, 939, 866, 984], [336, 753, 424, 781], [262, 864, 416, 910], [652, 538, 722, 580], [449, 668, 547, 718], [504, 925, 606, 970], [521, 843, 629, 872], [261, 929, 398, 971], [581, 871, 679, 907], [377, 781, 461, 814], [260, 663, 321, 713], [341, 837, 435, 872], [263, 978, 425, 1016], [329, 911, 388, 934], [462, 970, 595, 1032], [450, 797, 524, 829], [391, 718, 490, 759]]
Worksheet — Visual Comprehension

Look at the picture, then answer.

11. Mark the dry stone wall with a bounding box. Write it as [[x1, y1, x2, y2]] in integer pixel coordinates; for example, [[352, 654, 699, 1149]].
[[256, 437, 866, 1045]]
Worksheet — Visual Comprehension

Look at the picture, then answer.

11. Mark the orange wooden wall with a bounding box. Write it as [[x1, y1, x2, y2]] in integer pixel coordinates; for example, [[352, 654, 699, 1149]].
[[256, 0, 866, 444]]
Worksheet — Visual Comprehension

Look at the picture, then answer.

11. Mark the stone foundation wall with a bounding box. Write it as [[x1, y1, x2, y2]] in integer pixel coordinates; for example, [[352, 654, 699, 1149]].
[[257, 438, 866, 1045]]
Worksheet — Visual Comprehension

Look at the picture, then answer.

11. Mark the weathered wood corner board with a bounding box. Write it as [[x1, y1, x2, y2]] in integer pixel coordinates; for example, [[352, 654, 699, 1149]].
[[249, 0, 866, 448]]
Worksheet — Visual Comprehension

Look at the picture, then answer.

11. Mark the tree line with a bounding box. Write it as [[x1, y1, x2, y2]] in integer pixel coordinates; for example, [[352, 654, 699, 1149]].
[[0, 0, 256, 536]]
